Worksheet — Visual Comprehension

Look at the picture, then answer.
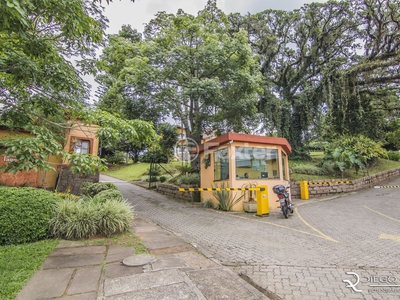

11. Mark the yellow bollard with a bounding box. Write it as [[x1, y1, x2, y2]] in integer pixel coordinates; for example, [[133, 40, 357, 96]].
[[256, 185, 269, 217], [300, 181, 309, 200]]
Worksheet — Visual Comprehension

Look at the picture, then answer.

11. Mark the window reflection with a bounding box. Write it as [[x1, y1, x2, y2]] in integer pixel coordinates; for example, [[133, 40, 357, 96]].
[[235, 147, 279, 179]]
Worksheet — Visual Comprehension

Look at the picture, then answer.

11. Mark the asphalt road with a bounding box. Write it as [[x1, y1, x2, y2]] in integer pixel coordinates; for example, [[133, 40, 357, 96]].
[[101, 175, 400, 300]]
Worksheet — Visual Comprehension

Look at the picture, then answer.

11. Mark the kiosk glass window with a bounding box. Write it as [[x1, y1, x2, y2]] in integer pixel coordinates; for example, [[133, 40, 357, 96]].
[[214, 148, 229, 181], [235, 147, 279, 179]]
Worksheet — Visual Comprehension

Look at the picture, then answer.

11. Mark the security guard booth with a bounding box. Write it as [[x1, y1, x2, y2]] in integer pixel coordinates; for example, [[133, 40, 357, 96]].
[[198, 132, 292, 211]]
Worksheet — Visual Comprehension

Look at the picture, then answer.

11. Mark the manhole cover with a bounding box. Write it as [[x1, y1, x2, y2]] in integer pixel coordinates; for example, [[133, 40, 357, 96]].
[[122, 254, 156, 267]]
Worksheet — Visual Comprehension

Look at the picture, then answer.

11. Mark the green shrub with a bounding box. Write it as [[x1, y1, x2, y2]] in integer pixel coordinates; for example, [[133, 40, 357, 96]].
[[97, 200, 133, 237], [290, 164, 330, 175], [80, 182, 117, 197], [49, 199, 99, 240], [49, 198, 133, 240], [141, 175, 158, 182], [176, 164, 193, 175], [93, 189, 124, 204], [159, 176, 167, 183], [105, 151, 126, 164], [0, 187, 59, 245], [387, 151, 400, 161], [54, 190, 80, 201], [177, 173, 200, 185]]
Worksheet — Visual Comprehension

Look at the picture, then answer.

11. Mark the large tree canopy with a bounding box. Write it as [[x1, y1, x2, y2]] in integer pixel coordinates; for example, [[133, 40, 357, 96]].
[[229, 0, 400, 157], [95, 0, 400, 163], [0, 0, 157, 174], [96, 0, 262, 161]]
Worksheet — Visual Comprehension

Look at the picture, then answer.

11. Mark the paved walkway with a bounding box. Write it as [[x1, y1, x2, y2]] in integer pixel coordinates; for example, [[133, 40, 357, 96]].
[[16, 185, 267, 299], [16, 175, 400, 299], [102, 175, 400, 300]]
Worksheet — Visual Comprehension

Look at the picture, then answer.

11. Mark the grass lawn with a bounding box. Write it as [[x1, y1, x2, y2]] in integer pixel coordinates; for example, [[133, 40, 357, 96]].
[[104, 161, 182, 181], [0, 239, 59, 300]]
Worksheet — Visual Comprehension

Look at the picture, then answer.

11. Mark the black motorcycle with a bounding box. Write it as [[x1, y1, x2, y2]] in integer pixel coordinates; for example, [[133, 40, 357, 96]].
[[272, 184, 293, 218]]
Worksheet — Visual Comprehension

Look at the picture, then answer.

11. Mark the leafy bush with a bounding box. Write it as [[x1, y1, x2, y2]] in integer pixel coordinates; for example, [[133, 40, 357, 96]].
[[308, 140, 329, 151], [54, 190, 80, 201], [290, 164, 331, 175], [323, 135, 388, 176], [93, 189, 124, 203], [387, 151, 400, 161], [49, 199, 99, 240], [0, 187, 59, 245], [139, 149, 168, 163], [177, 173, 200, 185], [140, 175, 158, 182], [80, 182, 117, 197], [105, 151, 126, 164], [97, 200, 133, 237], [49, 199, 133, 239], [176, 164, 193, 175], [159, 176, 167, 183]]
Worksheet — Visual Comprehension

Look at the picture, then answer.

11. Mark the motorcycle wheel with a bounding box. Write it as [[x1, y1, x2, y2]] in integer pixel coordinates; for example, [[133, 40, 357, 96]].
[[282, 204, 289, 219]]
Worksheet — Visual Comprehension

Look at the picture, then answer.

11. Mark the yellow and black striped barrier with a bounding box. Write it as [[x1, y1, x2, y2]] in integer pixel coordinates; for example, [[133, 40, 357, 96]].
[[300, 180, 354, 200], [308, 180, 353, 185], [178, 187, 265, 192], [374, 185, 400, 188]]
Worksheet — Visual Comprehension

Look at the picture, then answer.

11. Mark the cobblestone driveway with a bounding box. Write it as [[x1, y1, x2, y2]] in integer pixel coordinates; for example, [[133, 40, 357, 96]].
[[101, 175, 400, 300]]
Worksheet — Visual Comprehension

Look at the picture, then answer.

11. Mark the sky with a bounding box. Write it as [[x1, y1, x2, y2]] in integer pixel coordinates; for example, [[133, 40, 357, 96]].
[[86, 0, 327, 102], [103, 0, 324, 35]]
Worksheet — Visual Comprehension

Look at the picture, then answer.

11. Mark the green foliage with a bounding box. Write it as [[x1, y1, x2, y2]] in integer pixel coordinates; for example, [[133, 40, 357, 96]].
[[0, 1, 157, 177], [49, 198, 133, 239], [0, 187, 59, 245], [146, 164, 161, 176], [65, 152, 107, 176], [97, 200, 133, 237], [323, 135, 387, 177], [290, 164, 333, 176], [105, 151, 126, 164], [211, 182, 244, 211], [158, 123, 179, 163], [0, 239, 59, 300], [159, 176, 167, 183], [177, 174, 200, 186], [80, 182, 117, 197], [387, 151, 400, 161], [93, 189, 124, 204], [54, 190, 80, 201], [49, 199, 99, 240], [308, 140, 329, 151], [0, 127, 63, 174], [96, 0, 262, 156], [176, 164, 193, 175], [140, 149, 168, 163]]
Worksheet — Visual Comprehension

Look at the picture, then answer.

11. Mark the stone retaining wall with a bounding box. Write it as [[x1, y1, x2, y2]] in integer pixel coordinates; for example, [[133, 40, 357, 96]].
[[56, 165, 99, 195], [290, 167, 400, 199], [156, 183, 200, 202]]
